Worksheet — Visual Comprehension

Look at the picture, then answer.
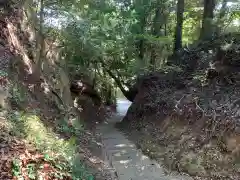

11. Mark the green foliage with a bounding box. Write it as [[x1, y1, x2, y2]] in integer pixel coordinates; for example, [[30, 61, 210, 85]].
[[41, 0, 239, 97], [71, 156, 94, 180], [0, 70, 8, 77], [9, 111, 75, 158], [57, 115, 84, 135], [8, 110, 92, 179], [10, 84, 26, 104], [26, 163, 37, 179], [12, 159, 22, 177]]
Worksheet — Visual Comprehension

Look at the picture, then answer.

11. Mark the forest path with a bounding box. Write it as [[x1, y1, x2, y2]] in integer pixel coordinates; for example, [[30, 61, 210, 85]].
[[96, 99, 193, 180]]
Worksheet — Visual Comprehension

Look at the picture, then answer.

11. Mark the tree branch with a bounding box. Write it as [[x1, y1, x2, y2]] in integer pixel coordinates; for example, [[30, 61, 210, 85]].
[[98, 58, 137, 101]]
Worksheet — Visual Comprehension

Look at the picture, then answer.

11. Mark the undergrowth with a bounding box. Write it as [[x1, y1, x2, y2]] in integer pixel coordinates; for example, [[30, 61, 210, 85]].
[[7, 110, 94, 180], [4, 81, 94, 179]]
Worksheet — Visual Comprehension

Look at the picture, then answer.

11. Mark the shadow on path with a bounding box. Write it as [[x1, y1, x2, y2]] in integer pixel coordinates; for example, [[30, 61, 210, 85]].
[[97, 111, 193, 180]]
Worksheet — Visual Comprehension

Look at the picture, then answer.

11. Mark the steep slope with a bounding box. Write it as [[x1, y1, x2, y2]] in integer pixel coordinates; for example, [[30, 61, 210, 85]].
[[0, 1, 114, 179], [118, 36, 240, 180]]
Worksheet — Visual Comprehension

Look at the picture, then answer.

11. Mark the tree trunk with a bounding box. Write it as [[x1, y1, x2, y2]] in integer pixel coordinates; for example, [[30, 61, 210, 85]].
[[174, 0, 184, 52], [104, 67, 137, 102], [164, 23, 167, 36], [33, 0, 44, 78], [99, 58, 138, 102], [216, 0, 228, 35], [150, 8, 160, 68], [106, 84, 113, 105], [199, 0, 216, 41], [138, 39, 144, 60], [138, 16, 146, 61], [92, 63, 97, 88], [150, 6, 165, 69]]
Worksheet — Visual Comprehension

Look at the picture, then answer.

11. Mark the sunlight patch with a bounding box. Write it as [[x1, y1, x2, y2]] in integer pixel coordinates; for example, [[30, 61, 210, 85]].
[[119, 160, 131, 164]]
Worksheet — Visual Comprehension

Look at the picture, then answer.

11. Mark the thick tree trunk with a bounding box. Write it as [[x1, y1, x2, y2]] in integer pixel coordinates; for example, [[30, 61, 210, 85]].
[[174, 0, 184, 52], [199, 0, 216, 41]]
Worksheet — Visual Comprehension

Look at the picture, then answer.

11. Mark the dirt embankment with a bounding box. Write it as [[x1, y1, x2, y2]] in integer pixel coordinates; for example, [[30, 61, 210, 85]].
[[118, 35, 240, 180], [0, 1, 113, 179]]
